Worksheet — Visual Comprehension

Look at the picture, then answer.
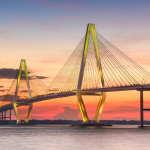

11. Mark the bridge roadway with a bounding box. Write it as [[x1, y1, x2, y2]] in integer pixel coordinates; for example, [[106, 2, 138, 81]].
[[1, 84, 150, 112]]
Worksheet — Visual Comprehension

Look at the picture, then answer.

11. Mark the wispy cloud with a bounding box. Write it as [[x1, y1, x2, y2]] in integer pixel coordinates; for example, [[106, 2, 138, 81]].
[[0, 26, 12, 30], [0, 31, 7, 34], [0, 89, 6, 92], [103, 105, 139, 114], [18, 20, 53, 27], [111, 33, 150, 45], [112, 117, 139, 120], [0, 68, 18, 79], [53, 16, 81, 22], [130, 57, 150, 65], [37, 0, 82, 8], [0, 68, 48, 80], [103, 100, 150, 115]]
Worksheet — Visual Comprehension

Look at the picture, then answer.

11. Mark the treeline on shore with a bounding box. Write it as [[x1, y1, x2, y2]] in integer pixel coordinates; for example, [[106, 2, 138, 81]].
[[1, 119, 150, 125]]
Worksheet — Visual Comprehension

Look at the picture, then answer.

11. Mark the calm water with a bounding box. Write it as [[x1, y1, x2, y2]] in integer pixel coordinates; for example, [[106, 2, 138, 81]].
[[0, 125, 150, 150]]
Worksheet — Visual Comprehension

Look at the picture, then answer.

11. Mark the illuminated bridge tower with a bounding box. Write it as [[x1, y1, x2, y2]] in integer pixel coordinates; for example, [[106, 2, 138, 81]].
[[77, 24, 106, 124], [13, 59, 33, 124]]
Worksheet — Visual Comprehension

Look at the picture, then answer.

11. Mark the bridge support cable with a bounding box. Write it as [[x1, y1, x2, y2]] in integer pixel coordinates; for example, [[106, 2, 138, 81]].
[[77, 24, 106, 123], [96, 32, 150, 86], [44, 22, 149, 94], [98, 37, 142, 84], [99, 33, 150, 79], [1, 59, 47, 123], [44, 36, 85, 94], [1, 70, 19, 107], [98, 40, 136, 86], [98, 41, 137, 85]]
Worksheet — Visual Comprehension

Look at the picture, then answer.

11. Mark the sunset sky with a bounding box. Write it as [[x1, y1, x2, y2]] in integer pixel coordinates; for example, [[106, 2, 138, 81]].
[[1, 0, 150, 121]]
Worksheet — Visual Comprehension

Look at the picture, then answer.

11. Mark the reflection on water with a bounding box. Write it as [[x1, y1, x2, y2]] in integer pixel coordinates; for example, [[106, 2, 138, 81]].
[[0, 125, 150, 150]]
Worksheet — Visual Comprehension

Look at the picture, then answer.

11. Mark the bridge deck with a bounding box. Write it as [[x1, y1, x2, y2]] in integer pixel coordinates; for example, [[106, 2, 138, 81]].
[[1, 85, 150, 112]]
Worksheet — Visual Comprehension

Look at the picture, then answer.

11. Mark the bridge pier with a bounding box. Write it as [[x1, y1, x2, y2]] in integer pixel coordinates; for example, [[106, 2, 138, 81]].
[[9, 109, 11, 125], [76, 92, 89, 123], [94, 92, 106, 123], [0, 111, 3, 125], [140, 90, 143, 128], [2, 111, 3, 125], [137, 88, 150, 128], [0, 109, 12, 125], [4, 111, 6, 125]]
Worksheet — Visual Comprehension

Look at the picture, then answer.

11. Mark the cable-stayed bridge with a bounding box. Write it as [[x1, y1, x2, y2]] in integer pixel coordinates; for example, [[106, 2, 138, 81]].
[[0, 24, 150, 127]]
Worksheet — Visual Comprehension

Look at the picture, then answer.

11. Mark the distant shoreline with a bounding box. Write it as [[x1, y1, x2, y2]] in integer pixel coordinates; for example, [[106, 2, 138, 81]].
[[1, 119, 150, 125]]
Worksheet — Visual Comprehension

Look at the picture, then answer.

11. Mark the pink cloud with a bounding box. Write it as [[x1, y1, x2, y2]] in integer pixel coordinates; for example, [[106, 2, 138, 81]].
[[18, 20, 53, 27], [54, 106, 80, 120], [53, 16, 81, 22], [111, 33, 150, 46], [0, 26, 12, 30], [37, 0, 82, 8], [0, 31, 7, 34], [130, 57, 150, 65]]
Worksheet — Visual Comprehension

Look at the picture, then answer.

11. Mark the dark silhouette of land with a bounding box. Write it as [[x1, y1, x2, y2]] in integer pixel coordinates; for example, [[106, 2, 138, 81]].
[[1, 119, 150, 125]]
